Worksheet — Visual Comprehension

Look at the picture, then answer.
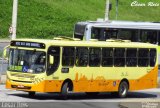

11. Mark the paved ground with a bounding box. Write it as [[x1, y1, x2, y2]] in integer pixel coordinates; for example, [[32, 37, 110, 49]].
[[0, 41, 9, 76], [0, 85, 160, 108], [0, 40, 9, 53]]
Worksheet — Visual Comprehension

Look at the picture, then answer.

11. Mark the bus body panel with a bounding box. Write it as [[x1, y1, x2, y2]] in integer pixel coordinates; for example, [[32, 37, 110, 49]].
[[6, 65, 158, 93]]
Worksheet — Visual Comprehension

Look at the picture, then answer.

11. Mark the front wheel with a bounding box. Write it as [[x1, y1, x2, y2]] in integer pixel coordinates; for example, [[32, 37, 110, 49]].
[[118, 81, 128, 98], [61, 83, 69, 100]]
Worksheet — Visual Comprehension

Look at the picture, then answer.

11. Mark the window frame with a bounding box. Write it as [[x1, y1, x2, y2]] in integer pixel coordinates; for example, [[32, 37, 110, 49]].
[[126, 48, 138, 67], [150, 48, 157, 67], [89, 47, 101, 67], [102, 48, 114, 67], [62, 47, 75, 67], [114, 48, 126, 67], [75, 47, 89, 67], [138, 48, 149, 67]]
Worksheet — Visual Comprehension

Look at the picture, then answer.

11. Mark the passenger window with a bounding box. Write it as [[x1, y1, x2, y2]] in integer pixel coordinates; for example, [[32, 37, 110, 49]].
[[105, 29, 118, 40], [62, 47, 75, 66], [126, 49, 137, 66], [158, 31, 160, 45], [89, 48, 101, 66], [117, 29, 139, 42], [75, 47, 88, 67], [91, 28, 100, 39], [102, 48, 113, 66], [140, 30, 158, 44], [150, 49, 156, 67], [138, 49, 149, 67], [114, 48, 125, 67]]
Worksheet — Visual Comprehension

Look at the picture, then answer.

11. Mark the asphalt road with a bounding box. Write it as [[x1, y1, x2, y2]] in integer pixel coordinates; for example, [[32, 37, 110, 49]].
[[0, 41, 9, 75], [0, 85, 160, 108], [0, 41, 9, 52]]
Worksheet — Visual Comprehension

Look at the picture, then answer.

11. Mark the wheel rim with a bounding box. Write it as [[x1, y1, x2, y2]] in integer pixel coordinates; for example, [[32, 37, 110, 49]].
[[67, 87, 69, 93], [120, 84, 127, 96]]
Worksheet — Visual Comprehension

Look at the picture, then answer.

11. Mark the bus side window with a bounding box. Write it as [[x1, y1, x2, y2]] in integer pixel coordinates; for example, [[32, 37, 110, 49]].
[[126, 48, 137, 67], [116, 29, 139, 42], [138, 49, 149, 67], [147, 31, 157, 44], [104, 29, 118, 40], [89, 48, 101, 67], [131, 30, 139, 42], [150, 49, 156, 67], [140, 30, 148, 43], [62, 47, 75, 66], [114, 48, 125, 67], [75, 47, 88, 67], [102, 48, 113, 66], [47, 47, 60, 76], [140, 30, 158, 44], [158, 31, 160, 45], [91, 28, 100, 39], [118, 29, 132, 40]]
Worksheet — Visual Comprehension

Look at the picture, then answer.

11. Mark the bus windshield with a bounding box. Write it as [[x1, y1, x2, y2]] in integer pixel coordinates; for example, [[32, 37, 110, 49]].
[[8, 49, 46, 73]]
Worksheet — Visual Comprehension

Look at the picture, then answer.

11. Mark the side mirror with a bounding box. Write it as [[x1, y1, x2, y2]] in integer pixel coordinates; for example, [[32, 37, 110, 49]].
[[3, 45, 10, 60], [49, 55, 54, 65]]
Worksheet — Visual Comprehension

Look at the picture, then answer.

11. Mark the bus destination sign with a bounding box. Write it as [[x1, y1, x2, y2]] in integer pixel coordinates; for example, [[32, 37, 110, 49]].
[[10, 41, 45, 49]]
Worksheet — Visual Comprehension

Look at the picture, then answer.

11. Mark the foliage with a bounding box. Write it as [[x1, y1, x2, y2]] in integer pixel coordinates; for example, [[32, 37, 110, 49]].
[[0, 0, 160, 39]]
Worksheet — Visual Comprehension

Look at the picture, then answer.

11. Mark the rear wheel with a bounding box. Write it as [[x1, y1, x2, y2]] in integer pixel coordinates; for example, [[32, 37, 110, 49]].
[[111, 81, 128, 98], [61, 82, 69, 100], [118, 81, 128, 98]]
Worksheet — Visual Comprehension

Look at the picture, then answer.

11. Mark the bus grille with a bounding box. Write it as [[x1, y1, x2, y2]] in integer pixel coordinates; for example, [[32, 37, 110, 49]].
[[12, 80, 33, 83]]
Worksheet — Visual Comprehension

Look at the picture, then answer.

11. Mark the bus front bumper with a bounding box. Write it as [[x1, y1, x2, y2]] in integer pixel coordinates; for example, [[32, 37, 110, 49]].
[[6, 79, 46, 92], [6, 79, 62, 93]]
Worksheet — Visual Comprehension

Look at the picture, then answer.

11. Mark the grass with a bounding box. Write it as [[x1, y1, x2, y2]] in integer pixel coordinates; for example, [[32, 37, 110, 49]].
[[0, 51, 2, 58], [0, 0, 160, 39]]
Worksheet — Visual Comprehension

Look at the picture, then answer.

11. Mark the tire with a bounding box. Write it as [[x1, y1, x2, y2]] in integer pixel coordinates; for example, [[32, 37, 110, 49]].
[[85, 92, 99, 97], [118, 81, 128, 98], [28, 92, 35, 97], [61, 82, 69, 100]]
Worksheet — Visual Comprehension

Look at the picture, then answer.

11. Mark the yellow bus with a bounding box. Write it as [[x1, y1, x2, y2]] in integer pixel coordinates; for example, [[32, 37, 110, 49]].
[[5, 38, 158, 99]]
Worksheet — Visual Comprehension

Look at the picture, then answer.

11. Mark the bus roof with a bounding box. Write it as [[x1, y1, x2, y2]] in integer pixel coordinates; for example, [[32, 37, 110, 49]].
[[11, 38, 157, 49], [77, 20, 160, 30]]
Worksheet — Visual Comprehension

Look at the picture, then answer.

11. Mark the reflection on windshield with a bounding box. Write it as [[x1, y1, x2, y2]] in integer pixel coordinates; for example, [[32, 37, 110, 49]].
[[8, 49, 46, 73]]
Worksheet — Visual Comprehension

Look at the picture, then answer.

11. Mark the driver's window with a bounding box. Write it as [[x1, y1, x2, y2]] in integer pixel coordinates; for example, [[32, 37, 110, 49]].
[[47, 47, 60, 76]]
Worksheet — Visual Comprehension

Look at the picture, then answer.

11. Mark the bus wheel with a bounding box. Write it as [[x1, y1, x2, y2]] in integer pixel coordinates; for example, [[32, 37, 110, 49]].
[[28, 92, 35, 97], [118, 81, 128, 98], [86, 92, 99, 97], [61, 82, 69, 100]]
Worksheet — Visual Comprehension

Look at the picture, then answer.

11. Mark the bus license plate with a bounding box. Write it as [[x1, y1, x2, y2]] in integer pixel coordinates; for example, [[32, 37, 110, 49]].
[[17, 84, 24, 88]]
